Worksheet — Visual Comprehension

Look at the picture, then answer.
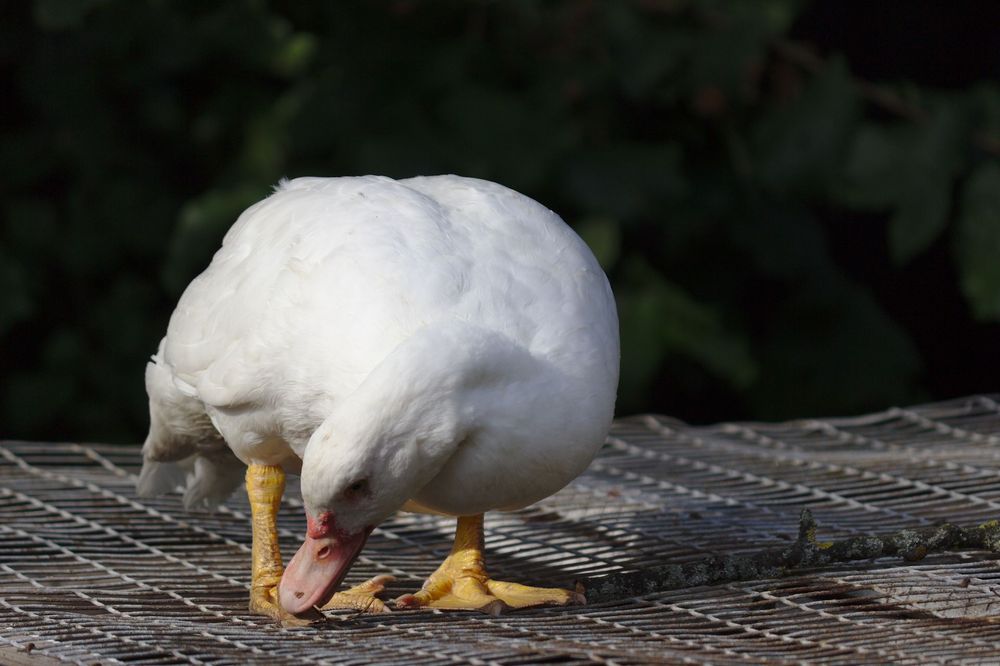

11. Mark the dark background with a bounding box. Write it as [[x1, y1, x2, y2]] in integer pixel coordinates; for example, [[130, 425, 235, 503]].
[[2, 0, 999, 444]]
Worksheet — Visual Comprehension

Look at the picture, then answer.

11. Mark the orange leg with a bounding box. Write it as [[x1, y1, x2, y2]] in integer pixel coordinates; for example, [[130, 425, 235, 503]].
[[321, 574, 394, 613], [395, 514, 585, 615], [245, 464, 390, 624], [246, 464, 308, 624]]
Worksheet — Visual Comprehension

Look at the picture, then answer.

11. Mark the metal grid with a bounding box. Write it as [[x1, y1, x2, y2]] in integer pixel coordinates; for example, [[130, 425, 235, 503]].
[[3, 395, 1000, 664]]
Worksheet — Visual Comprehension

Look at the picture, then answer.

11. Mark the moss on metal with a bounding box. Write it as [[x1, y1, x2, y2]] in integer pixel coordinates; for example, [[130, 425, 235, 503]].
[[585, 509, 1000, 603]]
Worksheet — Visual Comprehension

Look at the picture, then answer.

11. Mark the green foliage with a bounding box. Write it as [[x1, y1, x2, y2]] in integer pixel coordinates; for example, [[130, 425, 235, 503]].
[[751, 58, 860, 195], [617, 258, 757, 410], [163, 186, 266, 296], [2, 0, 999, 442], [957, 163, 1000, 320], [836, 104, 969, 264]]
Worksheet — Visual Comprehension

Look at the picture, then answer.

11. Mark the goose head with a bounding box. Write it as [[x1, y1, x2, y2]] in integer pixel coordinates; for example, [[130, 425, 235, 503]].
[[278, 322, 539, 614]]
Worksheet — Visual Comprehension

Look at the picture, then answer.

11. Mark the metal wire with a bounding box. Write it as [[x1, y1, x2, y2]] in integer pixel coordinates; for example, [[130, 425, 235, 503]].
[[3, 395, 1000, 664]]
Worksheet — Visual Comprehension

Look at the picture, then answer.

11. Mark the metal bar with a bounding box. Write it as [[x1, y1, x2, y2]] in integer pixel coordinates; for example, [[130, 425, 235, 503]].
[[2, 395, 1000, 664]]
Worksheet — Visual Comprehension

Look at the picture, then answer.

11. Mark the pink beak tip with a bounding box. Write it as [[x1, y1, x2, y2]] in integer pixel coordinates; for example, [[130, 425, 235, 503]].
[[277, 517, 371, 616]]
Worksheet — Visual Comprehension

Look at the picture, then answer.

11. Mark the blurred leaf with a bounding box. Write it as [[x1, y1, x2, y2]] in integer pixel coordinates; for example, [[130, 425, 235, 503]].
[[1, 371, 76, 433], [5, 199, 57, 253], [973, 84, 1000, 138], [750, 276, 923, 419], [887, 106, 966, 264], [685, 9, 769, 105], [752, 58, 860, 194], [0, 250, 33, 335], [618, 260, 757, 409], [956, 162, 1000, 320], [574, 217, 622, 270], [33, 0, 104, 30], [888, 178, 950, 264], [0, 132, 60, 189], [241, 110, 291, 180], [602, 5, 687, 101], [162, 186, 265, 295], [751, 0, 807, 32], [837, 105, 968, 263], [562, 143, 686, 220], [272, 32, 318, 78], [1, 0, 996, 443], [43, 328, 85, 368], [732, 205, 831, 280], [835, 123, 903, 209], [436, 86, 573, 192]]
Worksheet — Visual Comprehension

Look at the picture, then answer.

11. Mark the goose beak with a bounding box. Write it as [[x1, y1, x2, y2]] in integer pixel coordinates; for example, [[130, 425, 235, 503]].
[[278, 512, 371, 615]]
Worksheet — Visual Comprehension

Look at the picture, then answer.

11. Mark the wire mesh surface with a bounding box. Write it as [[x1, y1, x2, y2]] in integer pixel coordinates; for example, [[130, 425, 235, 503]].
[[4, 396, 1000, 664]]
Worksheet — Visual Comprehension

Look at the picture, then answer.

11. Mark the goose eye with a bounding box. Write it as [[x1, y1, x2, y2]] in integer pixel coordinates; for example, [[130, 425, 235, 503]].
[[343, 479, 369, 499]]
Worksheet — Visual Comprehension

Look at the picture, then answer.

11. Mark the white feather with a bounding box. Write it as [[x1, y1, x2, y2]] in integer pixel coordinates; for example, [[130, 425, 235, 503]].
[[139, 175, 619, 520]]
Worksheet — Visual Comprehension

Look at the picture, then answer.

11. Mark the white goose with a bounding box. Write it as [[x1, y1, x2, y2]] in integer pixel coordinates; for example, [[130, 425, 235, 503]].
[[138, 175, 619, 621]]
